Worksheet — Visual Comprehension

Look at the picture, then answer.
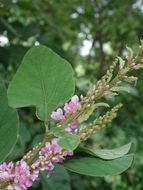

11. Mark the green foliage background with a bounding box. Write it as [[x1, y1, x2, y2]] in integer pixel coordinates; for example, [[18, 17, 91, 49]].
[[0, 0, 143, 189]]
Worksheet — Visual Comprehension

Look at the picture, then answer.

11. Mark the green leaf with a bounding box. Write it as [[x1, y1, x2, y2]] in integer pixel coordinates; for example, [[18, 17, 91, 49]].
[[58, 134, 80, 150], [0, 80, 19, 163], [78, 104, 95, 123], [50, 127, 65, 137], [8, 123, 31, 160], [123, 84, 138, 96], [93, 102, 110, 109], [63, 154, 134, 177], [111, 86, 130, 93], [77, 142, 133, 160], [40, 165, 71, 190], [32, 134, 44, 147], [78, 102, 109, 123], [8, 45, 75, 121], [106, 91, 118, 99]]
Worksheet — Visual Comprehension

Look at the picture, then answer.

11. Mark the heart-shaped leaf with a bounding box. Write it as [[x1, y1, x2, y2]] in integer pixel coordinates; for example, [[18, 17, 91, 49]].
[[77, 142, 133, 160], [58, 134, 80, 150], [0, 80, 19, 163], [63, 154, 134, 177], [8, 45, 75, 121]]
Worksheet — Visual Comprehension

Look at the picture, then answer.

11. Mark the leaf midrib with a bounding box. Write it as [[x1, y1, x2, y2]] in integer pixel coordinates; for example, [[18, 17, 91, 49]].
[[37, 63, 59, 121], [37, 64, 48, 121]]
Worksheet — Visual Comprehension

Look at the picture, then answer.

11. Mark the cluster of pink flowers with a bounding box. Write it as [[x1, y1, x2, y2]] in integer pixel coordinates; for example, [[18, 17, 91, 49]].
[[51, 95, 81, 133], [0, 160, 38, 190], [0, 138, 73, 190], [31, 138, 73, 175]]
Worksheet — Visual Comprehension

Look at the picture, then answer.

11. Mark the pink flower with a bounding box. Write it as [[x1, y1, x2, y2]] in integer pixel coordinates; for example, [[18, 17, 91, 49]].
[[48, 171, 54, 177], [56, 156, 64, 163], [65, 127, 72, 133], [69, 121, 77, 129], [51, 138, 62, 153], [14, 161, 33, 188], [0, 171, 10, 182], [47, 162, 54, 171], [0, 162, 14, 185], [64, 103, 71, 113], [63, 150, 73, 156], [67, 150, 73, 156], [64, 95, 81, 114], [51, 108, 65, 121], [51, 95, 81, 134], [71, 95, 79, 104]]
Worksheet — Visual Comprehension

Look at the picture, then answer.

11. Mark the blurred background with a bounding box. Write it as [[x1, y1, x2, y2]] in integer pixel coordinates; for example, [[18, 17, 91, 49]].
[[0, 0, 143, 189]]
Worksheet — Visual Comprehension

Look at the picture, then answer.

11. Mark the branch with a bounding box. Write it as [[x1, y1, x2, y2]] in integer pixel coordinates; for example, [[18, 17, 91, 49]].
[[0, 42, 143, 189]]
